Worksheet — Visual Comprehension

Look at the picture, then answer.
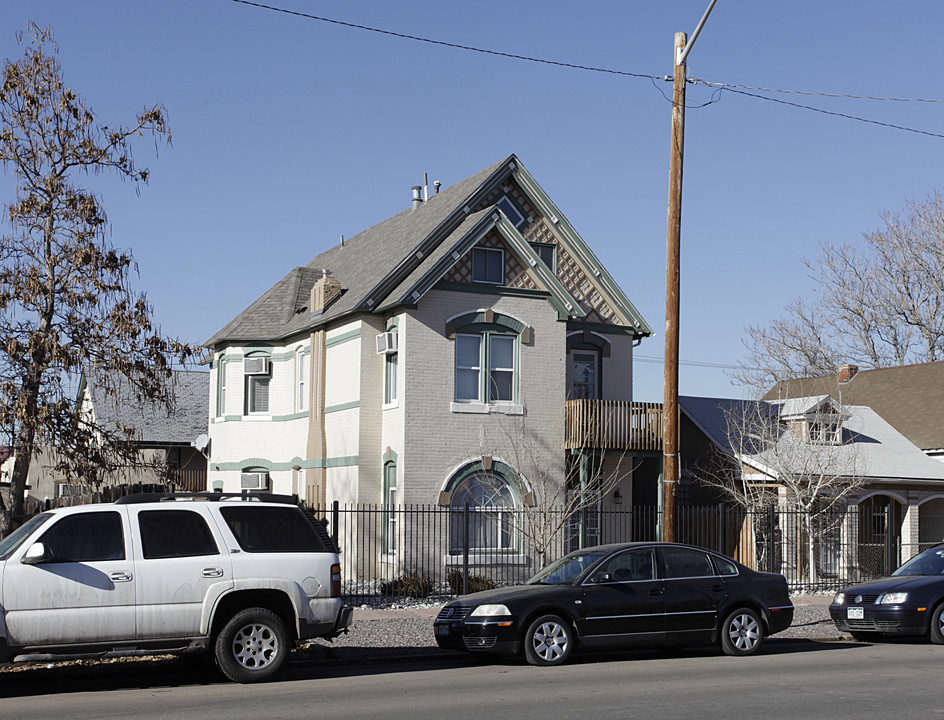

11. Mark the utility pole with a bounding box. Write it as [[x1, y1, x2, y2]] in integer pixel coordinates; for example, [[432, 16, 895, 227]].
[[662, 0, 716, 543]]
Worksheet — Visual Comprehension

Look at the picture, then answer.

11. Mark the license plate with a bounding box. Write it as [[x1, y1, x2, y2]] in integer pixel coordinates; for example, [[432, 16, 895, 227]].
[[437, 624, 451, 637], [847, 607, 864, 620]]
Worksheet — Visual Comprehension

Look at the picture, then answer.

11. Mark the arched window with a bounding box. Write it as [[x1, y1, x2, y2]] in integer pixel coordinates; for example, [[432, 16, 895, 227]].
[[448, 469, 518, 554], [295, 347, 309, 413]]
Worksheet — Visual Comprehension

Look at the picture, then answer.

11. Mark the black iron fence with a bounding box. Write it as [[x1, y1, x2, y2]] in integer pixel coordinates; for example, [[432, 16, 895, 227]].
[[314, 502, 918, 604]]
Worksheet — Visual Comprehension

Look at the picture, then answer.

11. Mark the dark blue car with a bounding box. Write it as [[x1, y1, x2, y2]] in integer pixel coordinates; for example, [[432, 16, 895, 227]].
[[830, 545, 944, 642]]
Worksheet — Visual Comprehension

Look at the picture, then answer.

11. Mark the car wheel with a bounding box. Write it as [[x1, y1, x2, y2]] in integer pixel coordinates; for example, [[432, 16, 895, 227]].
[[850, 631, 883, 643], [720, 608, 764, 656], [929, 602, 944, 644], [214, 607, 290, 683], [523, 614, 574, 666]]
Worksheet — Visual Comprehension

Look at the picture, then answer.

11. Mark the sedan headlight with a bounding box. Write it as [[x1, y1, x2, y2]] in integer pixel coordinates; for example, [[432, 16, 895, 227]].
[[879, 592, 908, 605], [833, 592, 845, 605], [470, 604, 511, 617]]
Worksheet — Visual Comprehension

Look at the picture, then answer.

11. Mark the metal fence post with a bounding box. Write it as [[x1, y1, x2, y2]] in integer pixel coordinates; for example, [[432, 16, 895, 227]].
[[885, 503, 894, 576], [463, 503, 470, 595], [767, 504, 776, 574], [332, 500, 339, 548]]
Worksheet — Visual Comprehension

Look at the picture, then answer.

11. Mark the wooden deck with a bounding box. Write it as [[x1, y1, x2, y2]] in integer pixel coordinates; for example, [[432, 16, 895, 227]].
[[565, 400, 663, 452]]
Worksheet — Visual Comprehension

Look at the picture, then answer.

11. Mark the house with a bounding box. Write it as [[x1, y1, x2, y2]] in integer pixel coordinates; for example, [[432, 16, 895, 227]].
[[204, 155, 655, 562], [74, 367, 210, 492], [764, 362, 944, 463], [677, 394, 944, 575]]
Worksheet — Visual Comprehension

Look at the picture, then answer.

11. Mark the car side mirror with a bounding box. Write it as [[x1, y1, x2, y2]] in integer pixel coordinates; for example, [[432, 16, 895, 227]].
[[22, 542, 49, 565], [590, 572, 612, 584]]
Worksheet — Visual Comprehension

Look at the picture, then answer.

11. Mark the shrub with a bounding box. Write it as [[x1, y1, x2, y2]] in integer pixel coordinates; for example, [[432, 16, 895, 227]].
[[446, 568, 498, 595], [380, 571, 435, 598]]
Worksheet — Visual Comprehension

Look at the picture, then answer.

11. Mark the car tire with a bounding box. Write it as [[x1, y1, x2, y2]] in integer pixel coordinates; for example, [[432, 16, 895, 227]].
[[929, 603, 944, 645], [720, 608, 764, 656], [215, 607, 290, 683], [523, 614, 574, 666], [850, 631, 883, 643]]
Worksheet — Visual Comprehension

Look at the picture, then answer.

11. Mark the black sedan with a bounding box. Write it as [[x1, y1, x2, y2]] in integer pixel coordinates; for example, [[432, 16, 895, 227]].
[[829, 544, 944, 642], [434, 542, 794, 666]]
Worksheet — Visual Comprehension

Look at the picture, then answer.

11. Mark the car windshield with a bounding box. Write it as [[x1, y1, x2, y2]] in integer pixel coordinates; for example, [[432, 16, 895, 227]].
[[0, 513, 52, 561], [892, 547, 944, 576], [527, 549, 609, 585]]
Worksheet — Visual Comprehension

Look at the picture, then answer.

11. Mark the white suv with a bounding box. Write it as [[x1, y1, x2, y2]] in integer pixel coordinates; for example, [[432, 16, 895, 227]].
[[0, 492, 352, 682]]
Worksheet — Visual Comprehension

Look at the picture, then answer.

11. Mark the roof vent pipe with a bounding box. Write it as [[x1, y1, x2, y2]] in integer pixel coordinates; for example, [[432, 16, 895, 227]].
[[411, 185, 423, 210], [434, 180, 441, 194]]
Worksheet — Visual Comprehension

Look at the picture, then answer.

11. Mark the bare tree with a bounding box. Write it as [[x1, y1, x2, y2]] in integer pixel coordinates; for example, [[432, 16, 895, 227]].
[[698, 397, 866, 585], [734, 191, 944, 391], [0, 25, 193, 534], [469, 406, 636, 568]]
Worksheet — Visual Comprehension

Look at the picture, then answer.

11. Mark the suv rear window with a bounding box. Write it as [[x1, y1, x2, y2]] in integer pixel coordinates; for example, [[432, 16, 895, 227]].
[[220, 506, 327, 553]]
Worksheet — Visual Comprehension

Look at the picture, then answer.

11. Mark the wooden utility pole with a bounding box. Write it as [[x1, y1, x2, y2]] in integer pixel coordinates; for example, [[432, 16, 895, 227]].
[[661, 0, 716, 543], [662, 31, 687, 543]]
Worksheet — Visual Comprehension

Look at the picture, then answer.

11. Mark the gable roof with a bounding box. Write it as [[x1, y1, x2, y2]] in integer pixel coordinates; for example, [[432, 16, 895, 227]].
[[763, 362, 944, 452], [206, 155, 651, 346], [81, 368, 210, 446], [679, 395, 944, 484]]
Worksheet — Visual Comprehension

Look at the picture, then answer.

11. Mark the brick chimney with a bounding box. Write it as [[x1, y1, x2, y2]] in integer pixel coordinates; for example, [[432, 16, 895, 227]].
[[310, 270, 342, 314], [837, 364, 859, 384]]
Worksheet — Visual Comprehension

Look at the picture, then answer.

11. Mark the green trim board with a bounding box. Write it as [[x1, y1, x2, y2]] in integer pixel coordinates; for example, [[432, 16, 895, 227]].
[[325, 328, 361, 348], [212, 455, 360, 472], [324, 401, 360, 414]]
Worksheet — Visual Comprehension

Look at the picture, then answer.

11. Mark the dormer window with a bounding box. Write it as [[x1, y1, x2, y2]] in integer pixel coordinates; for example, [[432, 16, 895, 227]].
[[496, 194, 527, 228], [807, 417, 842, 444]]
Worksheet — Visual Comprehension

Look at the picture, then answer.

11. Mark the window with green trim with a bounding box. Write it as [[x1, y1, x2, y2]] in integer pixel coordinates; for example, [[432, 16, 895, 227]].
[[449, 472, 518, 554], [384, 351, 398, 405], [472, 247, 504, 284], [382, 461, 397, 554], [455, 332, 516, 404]]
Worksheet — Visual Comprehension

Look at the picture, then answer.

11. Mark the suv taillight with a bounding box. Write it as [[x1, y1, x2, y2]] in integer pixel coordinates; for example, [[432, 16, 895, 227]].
[[331, 563, 341, 598]]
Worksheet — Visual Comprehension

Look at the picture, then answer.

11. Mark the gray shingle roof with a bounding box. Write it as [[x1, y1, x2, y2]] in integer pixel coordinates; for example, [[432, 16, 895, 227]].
[[763, 362, 944, 452], [85, 368, 209, 446], [680, 395, 944, 483], [205, 157, 509, 345]]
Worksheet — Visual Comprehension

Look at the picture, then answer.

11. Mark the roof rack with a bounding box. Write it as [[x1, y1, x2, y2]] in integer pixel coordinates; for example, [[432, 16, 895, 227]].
[[115, 492, 299, 505]]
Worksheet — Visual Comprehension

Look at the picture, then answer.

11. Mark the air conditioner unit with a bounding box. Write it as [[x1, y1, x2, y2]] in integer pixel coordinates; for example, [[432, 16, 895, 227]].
[[240, 472, 269, 491], [244, 357, 270, 375], [376, 332, 398, 355]]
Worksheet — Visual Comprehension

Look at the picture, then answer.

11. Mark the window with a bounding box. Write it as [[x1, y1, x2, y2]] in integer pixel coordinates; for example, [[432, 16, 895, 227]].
[[384, 351, 398, 405], [383, 461, 397, 554], [217, 360, 227, 417], [449, 472, 517, 553], [220, 506, 327, 553], [455, 332, 516, 404], [472, 247, 504, 284], [496, 194, 526, 228], [38, 512, 125, 562], [572, 352, 597, 399], [529, 242, 555, 271], [597, 548, 656, 582], [138, 510, 219, 559], [661, 547, 715, 579], [244, 354, 271, 415], [296, 348, 309, 412], [808, 418, 842, 444]]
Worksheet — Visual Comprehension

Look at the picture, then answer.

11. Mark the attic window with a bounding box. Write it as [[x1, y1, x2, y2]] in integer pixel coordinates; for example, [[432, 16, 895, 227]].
[[496, 195, 526, 229], [472, 247, 504, 285], [805, 416, 843, 445], [529, 242, 555, 272]]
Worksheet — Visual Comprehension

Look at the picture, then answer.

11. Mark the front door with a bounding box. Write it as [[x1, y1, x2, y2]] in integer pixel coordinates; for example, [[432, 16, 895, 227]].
[[2, 509, 136, 646], [576, 547, 665, 645]]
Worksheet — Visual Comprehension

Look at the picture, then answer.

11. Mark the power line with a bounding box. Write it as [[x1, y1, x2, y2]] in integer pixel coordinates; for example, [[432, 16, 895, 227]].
[[229, 0, 663, 81], [635, 355, 741, 370], [229, 0, 944, 139]]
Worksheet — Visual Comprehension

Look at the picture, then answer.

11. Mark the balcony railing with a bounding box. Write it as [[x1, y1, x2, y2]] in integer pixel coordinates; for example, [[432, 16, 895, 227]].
[[565, 399, 663, 452]]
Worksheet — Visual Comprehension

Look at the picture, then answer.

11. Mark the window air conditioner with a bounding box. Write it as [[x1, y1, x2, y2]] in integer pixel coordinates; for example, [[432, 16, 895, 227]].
[[244, 357, 270, 375], [240, 472, 269, 491], [376, 332, 398, 355]]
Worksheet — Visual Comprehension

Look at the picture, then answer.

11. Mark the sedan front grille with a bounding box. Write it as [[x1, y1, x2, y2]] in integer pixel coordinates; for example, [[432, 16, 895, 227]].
[[846, 619, 901, 631], [848, 594, 881, 605], [438, 606, 471, 621], [463, 636, 497, 649]]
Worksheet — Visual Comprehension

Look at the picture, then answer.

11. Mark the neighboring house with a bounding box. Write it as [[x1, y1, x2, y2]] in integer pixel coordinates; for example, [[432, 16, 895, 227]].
[[764, 362, 944, 463], [677, 394, 944, 573], [0, 446, 71, 512], [75, 367, 210, 492], [204, 154, 655, 564]]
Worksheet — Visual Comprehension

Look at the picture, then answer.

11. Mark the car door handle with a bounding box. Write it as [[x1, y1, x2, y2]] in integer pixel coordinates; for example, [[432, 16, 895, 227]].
[[202, 568, 224, 578], [711, 584, 725, 593], [649, 588, 664, 597], [109, 571, 133, 583]]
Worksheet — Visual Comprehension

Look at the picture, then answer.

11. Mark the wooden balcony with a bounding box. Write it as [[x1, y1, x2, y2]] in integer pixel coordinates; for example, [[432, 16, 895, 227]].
[[565, 400, 663, 452]]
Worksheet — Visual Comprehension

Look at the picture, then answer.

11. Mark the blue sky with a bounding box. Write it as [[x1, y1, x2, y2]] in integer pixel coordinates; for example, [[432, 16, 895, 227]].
[[3, 1, 943, 402]]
